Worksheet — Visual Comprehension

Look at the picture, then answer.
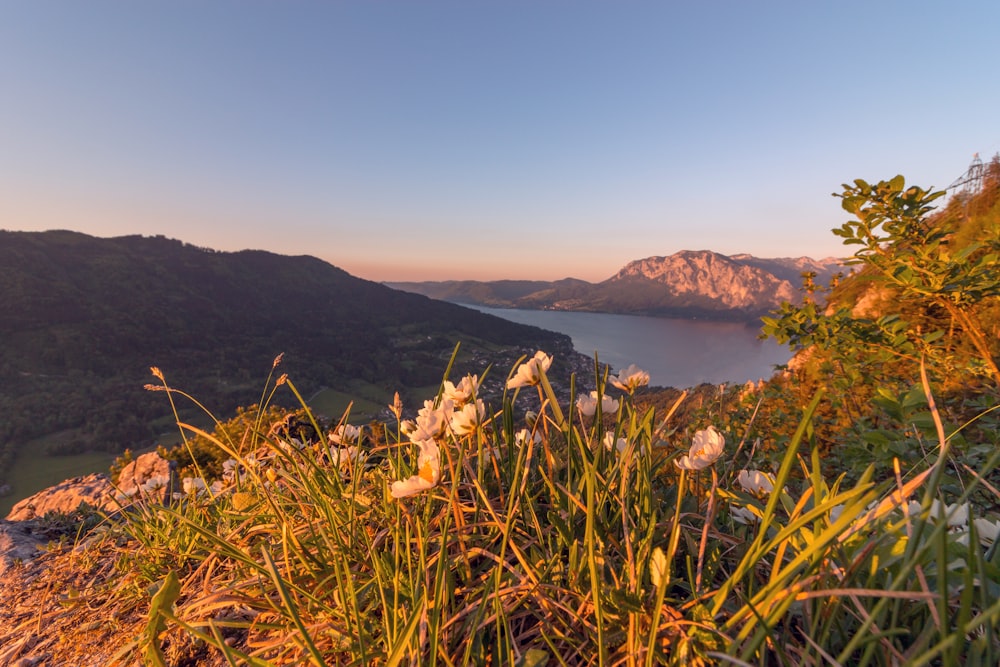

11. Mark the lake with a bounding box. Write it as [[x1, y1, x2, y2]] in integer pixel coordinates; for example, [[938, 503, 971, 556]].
[[467, 305, 792, 388]]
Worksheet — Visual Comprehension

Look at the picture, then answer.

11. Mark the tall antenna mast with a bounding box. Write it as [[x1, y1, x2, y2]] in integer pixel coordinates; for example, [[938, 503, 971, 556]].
[[947, 153, 985, 196]]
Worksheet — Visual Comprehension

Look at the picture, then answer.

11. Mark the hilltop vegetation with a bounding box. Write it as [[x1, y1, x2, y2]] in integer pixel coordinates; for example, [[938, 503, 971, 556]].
[[2, 164, 1000, 665], [0, 231, 580, 488]]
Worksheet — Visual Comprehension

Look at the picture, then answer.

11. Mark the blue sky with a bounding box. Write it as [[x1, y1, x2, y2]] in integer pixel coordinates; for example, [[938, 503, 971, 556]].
[[2, 1, 998, 281]]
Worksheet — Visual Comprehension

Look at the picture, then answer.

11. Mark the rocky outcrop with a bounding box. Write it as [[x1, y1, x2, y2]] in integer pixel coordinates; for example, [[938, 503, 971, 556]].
[[388, 251, 843, 320], [610, 251, 798, 310], [0, 521, 47, 575], [115, 451, 178, 505], [5, 473, 116, 522]]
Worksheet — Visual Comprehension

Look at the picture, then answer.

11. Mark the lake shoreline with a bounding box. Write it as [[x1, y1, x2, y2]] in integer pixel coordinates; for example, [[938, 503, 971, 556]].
[[463, 304, 792, 389]]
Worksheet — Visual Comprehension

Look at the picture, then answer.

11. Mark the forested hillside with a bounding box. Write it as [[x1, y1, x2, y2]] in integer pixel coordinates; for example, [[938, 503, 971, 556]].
[[0, 231, 577, 485]]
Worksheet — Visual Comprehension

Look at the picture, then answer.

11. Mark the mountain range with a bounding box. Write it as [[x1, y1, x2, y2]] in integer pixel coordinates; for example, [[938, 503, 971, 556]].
[[388, 250, 843, 320]]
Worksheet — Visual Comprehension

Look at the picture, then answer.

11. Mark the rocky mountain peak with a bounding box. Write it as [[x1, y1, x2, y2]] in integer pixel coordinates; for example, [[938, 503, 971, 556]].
[[609, 250, 799, 310]]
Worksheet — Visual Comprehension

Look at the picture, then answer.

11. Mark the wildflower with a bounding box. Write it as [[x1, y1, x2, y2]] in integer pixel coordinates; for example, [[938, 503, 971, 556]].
[[603, 433, 628, 453], [142, 474, 171, 494], [675, 426, 725, 470], [443, 374, 480, 405], [450, 399, 487, 436], [276, 437, 306, 453], [904, 500, 969, 527], [576, 390, 619, 417], [737, 469, 775, 496], [514, 428, 541, 448], [973, 517, 1000, 547], [391, 440, 441, 498], [507, 351, 552, 389], [222, 458, 241, 482], [731, 505, 760, 525], [328, 445, 362, 468], [329, 423, 361, 444], [182, 477, 208, 496], [402, 398, 454, 442], [610, 364, 650, 393]]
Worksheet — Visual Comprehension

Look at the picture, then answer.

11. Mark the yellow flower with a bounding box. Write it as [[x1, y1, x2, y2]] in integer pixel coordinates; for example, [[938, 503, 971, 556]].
[[675, 426, 725, 470]]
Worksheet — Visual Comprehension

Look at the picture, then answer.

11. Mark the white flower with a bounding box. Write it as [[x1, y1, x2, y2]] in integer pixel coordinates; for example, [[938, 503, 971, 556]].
[[737, 469, 775, 496], [507, 351, 553, 389], [142, 474, 171, 494], [277, 437, 305, 453], [731, 505, 760, 525], [403, 399, 454, 442], [390, 440, 441, 499], [222, 458, 240, 481], [450, 399, 487, 436], [610, 364, 650, 393], [443, 374, 480, 405], [905, 500, 969, 527], [576, 390, 619, 417], [514, 428, 541, 448], [329, 424, 361, 445], [328, 445, 362, 468], [182, 477, 208, 496], [603, 433, 628, 453], [973, 517, 1000, 547], [675, 426, 725, 471]]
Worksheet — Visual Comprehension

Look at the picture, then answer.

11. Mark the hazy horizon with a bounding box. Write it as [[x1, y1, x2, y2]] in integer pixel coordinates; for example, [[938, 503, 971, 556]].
[[2, 2, 998, 282]]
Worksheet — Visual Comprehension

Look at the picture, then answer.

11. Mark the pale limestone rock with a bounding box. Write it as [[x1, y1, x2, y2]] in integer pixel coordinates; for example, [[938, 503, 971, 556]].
[[115, 451, 178, 504], [5, 474, 115, 522], [611, 251, 799, 310], [0, 521, 45, 574]]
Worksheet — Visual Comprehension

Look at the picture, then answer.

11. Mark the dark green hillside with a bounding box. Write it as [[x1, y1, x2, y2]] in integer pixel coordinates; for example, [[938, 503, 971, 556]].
[[0, 230, 577, 486], [388, 278, 592, 306]]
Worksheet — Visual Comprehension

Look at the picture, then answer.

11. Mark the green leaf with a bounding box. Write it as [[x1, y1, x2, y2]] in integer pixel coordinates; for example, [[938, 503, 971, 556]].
[[143, 570, 181, 667]]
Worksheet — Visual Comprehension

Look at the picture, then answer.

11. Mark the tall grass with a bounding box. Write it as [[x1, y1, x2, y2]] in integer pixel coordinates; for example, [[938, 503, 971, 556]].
[[112, 351, 1000, 665]]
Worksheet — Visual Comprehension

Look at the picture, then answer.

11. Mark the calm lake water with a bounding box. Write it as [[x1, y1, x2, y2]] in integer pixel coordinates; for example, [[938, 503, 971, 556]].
[[468, 305, 792, 388]]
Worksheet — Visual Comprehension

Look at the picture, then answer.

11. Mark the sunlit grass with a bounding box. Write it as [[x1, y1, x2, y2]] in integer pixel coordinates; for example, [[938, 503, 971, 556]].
[[99, 348, 1000, 666]]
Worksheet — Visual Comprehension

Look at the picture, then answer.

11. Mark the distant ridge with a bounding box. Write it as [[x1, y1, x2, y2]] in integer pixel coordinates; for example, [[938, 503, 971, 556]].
[[0, 230, 578, 487], [389, 250, 843, 320]]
